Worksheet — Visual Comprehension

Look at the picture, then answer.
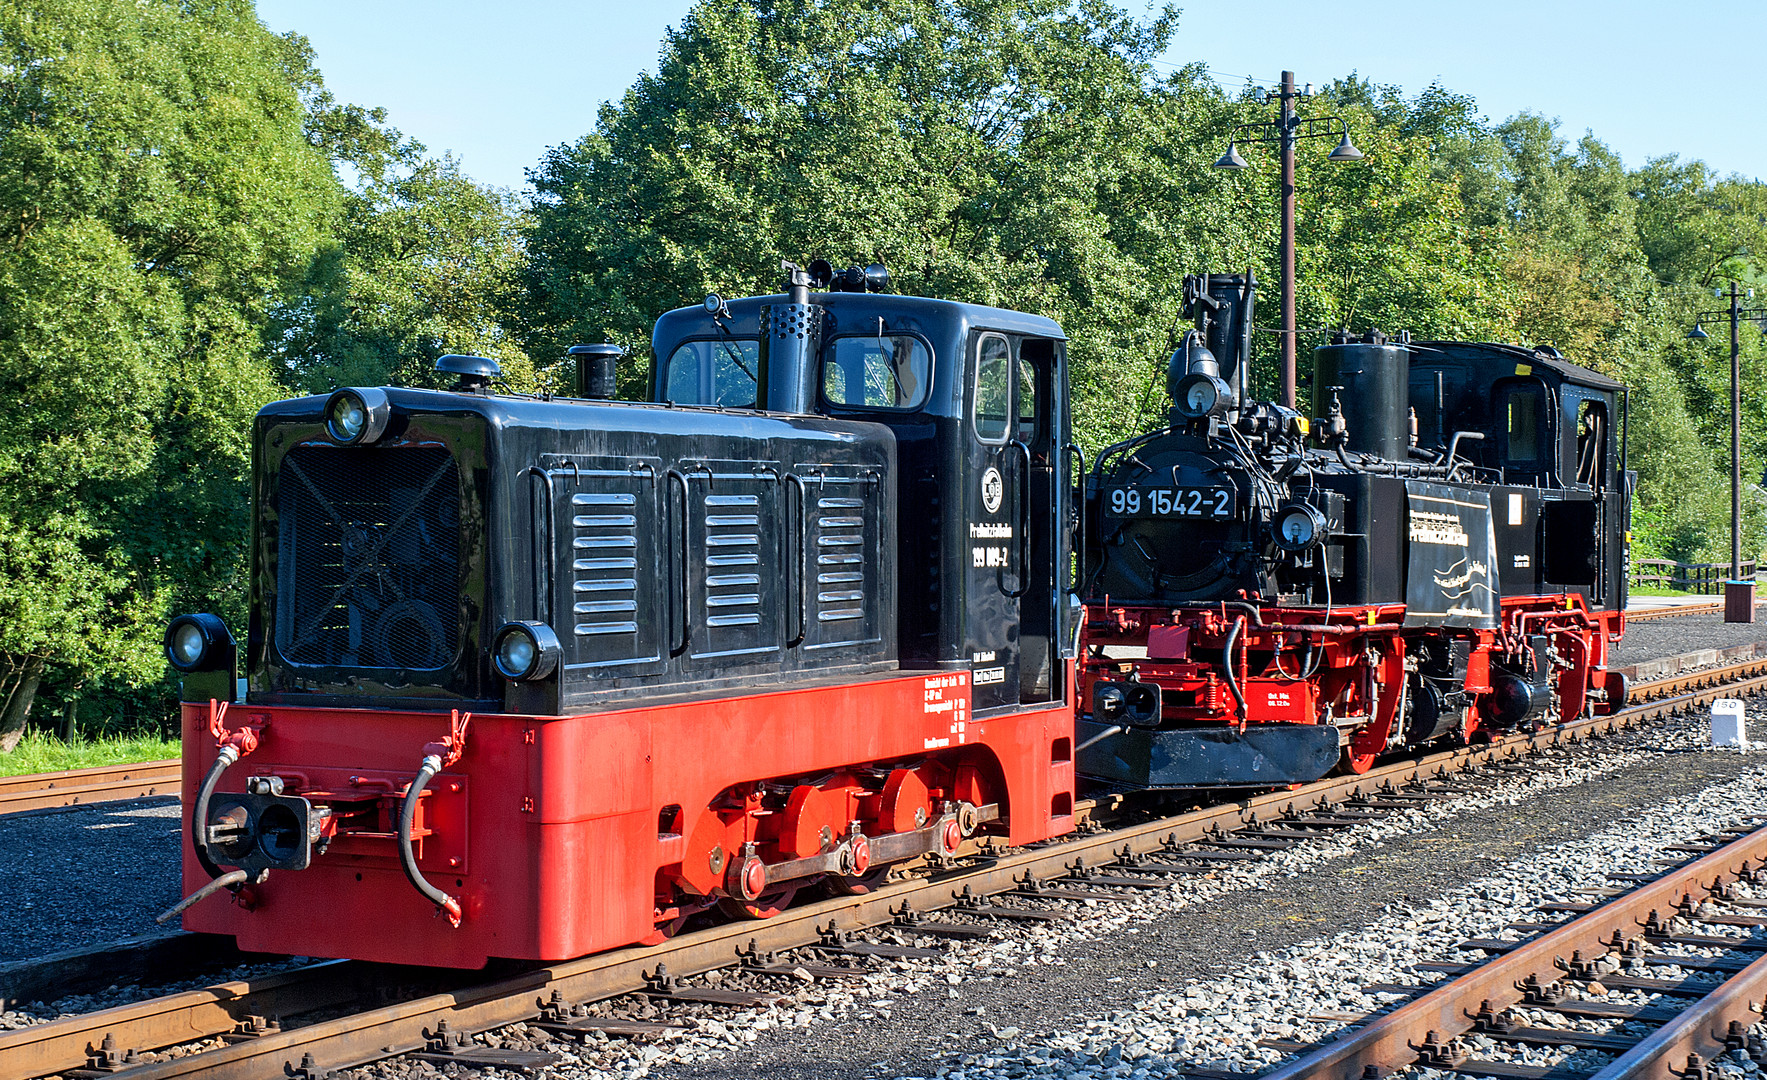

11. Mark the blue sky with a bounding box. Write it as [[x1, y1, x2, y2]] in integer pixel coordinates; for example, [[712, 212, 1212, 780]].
[[256, 1, 1767, 193]]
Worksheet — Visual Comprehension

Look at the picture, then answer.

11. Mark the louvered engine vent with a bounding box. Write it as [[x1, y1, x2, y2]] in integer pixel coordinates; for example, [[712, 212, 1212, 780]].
[[275, 444, 461, 670]]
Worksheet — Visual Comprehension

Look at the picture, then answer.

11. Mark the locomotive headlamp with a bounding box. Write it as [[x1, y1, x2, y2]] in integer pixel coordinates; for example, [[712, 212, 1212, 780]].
[[1094, 684, 1127, 720], [1272, 503, 1329, 553], [1174, 371, 1232, 419], [492, 621, 562, 681], [165, 613, 236, 673], [323, 387, 391, 445]]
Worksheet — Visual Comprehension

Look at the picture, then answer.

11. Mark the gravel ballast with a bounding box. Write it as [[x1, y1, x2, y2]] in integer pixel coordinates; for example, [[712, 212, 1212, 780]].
[[3, 617, 1764, 1079], [1614, 611, 1767, 668], [613, 710, 1766, 1080], [0, 798, 182, 963]]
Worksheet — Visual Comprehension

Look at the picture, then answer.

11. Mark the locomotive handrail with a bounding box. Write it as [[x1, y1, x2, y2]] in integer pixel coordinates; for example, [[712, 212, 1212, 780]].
[[523, 466, 556, 626], [1062, 443, 1086, 594], [999, 439, 1033, 599], [665, 468, 691, 657], [784, 473, 809, 648]]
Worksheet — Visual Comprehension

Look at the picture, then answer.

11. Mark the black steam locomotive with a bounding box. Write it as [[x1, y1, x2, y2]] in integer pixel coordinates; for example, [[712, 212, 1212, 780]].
[[1077, 272, 1631, 786]]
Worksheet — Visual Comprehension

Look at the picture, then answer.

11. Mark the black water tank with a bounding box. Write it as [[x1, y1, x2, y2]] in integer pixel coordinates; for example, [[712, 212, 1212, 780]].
[[1313, 332, 1409, 460]]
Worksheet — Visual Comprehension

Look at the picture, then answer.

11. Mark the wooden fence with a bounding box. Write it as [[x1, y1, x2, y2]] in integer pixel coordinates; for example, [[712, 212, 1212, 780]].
[[1631, 558, 1758, 593]]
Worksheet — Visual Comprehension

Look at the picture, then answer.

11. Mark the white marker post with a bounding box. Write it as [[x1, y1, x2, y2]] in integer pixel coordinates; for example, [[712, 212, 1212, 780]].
[[1711, 699, 1747, 750]]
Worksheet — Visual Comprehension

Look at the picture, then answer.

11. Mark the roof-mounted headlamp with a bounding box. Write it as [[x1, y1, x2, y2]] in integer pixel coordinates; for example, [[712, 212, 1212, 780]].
[[323, 387, 391, 445]]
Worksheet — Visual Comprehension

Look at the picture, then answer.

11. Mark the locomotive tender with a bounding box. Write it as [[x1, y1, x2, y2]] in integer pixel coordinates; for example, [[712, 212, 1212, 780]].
[[1079, 273, 1630, 786], [163, 260, 1629, 968]]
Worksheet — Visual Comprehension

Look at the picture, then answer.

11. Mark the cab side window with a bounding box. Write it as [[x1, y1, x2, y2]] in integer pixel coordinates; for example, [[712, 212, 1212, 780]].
[[1575, 398, 1609, 488], [822, 334, 931, 410], [973, 334, 1012, 444], [1501, 383, 1548, 471]]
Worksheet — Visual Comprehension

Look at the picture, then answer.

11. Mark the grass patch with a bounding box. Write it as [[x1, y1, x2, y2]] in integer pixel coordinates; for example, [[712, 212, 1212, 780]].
[[0, 729, 179, 778], [1630, 585, 1710, 597]]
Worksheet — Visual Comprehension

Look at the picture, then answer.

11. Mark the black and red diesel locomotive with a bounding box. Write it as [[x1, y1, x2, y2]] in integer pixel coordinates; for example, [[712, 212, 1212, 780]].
[[162, 261, 1629, 967]]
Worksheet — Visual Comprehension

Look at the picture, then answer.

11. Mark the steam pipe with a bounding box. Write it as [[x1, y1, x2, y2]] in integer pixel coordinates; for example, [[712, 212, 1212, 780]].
[[399, 754, 462, 928]]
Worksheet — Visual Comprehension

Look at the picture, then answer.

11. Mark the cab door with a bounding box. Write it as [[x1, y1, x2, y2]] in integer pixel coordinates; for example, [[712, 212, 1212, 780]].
[[964, 332, 1061, 710]]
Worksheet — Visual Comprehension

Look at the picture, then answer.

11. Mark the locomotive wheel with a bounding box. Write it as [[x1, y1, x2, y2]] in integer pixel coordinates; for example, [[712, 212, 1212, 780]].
[[824, 866, 892, 897], [1338, 747, 1378, 774], [717, 884, 800, 920]]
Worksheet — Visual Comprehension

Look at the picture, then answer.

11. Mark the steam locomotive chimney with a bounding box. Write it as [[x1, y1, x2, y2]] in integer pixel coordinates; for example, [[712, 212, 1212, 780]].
[[1184, 271, 1257, 415], [568, 343, 623, 399], [757, 261, 826, 414]]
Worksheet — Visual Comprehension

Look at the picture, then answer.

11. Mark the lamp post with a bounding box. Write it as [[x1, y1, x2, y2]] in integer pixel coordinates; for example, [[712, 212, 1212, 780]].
[[1688, 281, 1767, 623], [1212, 70, 1364, 410]]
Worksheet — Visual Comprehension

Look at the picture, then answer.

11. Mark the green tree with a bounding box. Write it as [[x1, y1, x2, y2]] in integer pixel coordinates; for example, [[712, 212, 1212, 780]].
[[522, 0, 1280, 446], [271, 155, 537, 395], [0, 0, 338, 749]]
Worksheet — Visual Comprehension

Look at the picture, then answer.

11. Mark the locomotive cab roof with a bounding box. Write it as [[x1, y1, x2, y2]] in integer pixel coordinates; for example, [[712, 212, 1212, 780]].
[[651, 290, 1065, 412], [1410, 340, 1623, 392]]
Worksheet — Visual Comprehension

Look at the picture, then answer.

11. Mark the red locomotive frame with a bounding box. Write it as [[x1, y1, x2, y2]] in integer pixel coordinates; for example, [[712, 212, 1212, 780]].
[[179, 670, 1075, 967], [1079, 593, 1627, 774]]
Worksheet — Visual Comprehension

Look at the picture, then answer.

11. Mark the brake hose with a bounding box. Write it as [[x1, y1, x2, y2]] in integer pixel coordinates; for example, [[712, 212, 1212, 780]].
[[399, 753, 462, 927], [1223, 616, 1248, 722], [190, 745, 240, 882]]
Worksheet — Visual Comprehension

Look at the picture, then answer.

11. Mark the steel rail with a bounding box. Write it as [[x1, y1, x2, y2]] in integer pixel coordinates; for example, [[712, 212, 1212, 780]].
[[0, 759, 179, 815], [0, 961, 360, 1079], [6, 666, 1760, 1079], [62, 670, 1767, 1080], [1585, 946, 1767, 1080], [1628, 656, 1767, 699], [1257, 823, 1767, 1080], [1625, 603, 1727, 622]]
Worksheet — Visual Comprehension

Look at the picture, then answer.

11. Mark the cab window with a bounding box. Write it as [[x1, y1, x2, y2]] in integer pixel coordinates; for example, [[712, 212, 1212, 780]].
[[1016, 354, 1038, 443], [1575, 398, 1609, 488], [663, 339, 758, 407], [821, 334, 931, 410], [973, 334, 1012, 444], [1501, 383, 1548, 470]]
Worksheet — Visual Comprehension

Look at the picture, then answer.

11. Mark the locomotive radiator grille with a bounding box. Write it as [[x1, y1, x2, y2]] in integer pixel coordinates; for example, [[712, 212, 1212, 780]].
[[815, 496, 868, 623], [275, 444, 461, 671], [571, 492, 640, 637], [703, 494, 763, 629], [799, 467, 883, 651]]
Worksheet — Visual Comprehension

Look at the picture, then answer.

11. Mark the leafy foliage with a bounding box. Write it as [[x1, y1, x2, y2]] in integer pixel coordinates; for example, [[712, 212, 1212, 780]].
[[0, 0, 338, 747], [7, 0, 1767, 752]]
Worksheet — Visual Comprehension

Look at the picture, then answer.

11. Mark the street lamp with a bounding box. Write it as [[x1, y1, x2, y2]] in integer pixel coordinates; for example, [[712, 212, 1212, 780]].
[[1212, 70, 1365, 410], [1689, 281, 1767, 623]]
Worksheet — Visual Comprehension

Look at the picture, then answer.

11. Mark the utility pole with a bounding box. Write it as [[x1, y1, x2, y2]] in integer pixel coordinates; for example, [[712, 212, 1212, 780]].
[[1690, 282, 1766, 622], [1213, 73, 1363, 410], [1278, 71, 1299, 412]]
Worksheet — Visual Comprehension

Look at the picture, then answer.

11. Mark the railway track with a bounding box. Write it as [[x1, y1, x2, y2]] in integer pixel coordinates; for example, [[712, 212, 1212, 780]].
[[0, 760, 179, 815], [1255, 817, 1767, 1080], [1623, 604, 1725, 622], [4, 659, 1764, 1079]]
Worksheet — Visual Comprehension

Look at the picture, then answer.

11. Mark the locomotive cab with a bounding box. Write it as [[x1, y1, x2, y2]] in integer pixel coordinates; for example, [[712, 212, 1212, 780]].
[[651, 266, 1079, 715], [1409, 343, 1628, 610]]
